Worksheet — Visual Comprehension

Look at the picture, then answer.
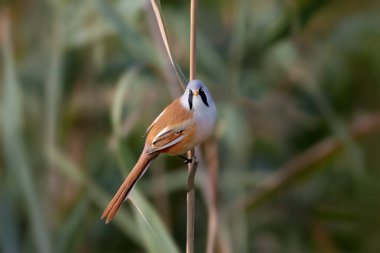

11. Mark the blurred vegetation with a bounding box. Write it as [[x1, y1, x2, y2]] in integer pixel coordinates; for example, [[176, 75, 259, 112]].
[[1, 0, 380, 252]]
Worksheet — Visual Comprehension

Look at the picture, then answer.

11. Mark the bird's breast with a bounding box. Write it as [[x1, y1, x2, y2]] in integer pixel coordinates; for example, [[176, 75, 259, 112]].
[[194, 105, 217, 144]]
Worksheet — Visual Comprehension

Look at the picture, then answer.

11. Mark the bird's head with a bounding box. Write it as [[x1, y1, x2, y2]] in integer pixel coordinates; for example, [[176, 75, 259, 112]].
[[182, 79, 213, 111]]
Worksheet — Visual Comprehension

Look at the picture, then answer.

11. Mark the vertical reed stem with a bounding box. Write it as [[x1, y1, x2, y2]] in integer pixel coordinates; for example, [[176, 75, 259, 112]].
[[186, 1, 198, 253], [189, 0, 197, 80]]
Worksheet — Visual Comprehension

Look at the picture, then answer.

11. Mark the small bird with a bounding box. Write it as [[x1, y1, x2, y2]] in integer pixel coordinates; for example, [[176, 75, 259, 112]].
[[101, 79, 217, 223]]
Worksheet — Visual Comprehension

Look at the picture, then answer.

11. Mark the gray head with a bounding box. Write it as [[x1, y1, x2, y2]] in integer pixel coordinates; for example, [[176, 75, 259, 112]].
[[181, 80, 214, 111]]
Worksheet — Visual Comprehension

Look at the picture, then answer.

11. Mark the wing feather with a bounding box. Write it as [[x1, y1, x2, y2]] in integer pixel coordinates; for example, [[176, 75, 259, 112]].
[[145, 98, 194, 154], [148, 121, 191, 153]]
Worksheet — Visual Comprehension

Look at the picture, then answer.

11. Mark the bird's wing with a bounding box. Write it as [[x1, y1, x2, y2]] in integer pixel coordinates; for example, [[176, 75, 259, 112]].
[[145, 98, 194, 153], [147, 121, 192, 153]]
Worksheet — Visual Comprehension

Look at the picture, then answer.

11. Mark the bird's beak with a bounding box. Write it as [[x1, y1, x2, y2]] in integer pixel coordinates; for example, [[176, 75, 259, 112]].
[[193, 89, 199, 96]]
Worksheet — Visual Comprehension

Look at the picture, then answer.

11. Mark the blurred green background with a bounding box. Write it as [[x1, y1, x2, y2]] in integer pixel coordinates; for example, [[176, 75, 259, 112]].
[[1, 0, 380, 252]]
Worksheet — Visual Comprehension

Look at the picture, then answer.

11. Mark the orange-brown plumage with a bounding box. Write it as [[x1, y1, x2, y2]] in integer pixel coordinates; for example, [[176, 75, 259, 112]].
[[101, 80, 216, 223], [146, 98, 196, 155], [101, 99, 194, 223]]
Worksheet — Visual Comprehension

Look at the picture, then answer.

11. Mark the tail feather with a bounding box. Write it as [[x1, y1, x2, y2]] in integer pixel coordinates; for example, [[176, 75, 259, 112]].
[[101, 152, 156, 223]]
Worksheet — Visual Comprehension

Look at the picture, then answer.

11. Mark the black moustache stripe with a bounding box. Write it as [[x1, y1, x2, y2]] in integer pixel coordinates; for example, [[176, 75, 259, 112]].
[[188, 91, 193, 110], [199, 89, 209, 107]]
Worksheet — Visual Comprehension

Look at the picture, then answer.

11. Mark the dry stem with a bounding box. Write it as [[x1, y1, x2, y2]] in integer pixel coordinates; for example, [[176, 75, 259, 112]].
[[186, 1, 198, 253], [149, 0, 200, 251]]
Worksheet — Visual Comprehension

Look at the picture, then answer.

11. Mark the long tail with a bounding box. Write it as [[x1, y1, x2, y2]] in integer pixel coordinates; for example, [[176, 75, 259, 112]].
[[101, 152, 157, 224]]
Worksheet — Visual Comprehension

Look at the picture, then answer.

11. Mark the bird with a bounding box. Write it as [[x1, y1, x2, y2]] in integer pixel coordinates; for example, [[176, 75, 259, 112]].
[[101, 79, 217, 223]]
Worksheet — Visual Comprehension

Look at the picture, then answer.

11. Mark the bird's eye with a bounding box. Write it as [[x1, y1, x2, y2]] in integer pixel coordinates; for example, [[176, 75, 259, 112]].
[[200, 87, 203, 91], [189, 89, 193, 93]]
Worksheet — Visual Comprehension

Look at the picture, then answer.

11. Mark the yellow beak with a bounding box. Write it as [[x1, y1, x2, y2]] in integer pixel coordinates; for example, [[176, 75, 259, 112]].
[[193, 90, 199, 96]]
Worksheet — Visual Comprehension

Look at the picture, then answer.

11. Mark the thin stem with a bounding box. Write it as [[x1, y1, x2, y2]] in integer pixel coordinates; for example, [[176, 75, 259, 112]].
[[204, 141, 219, 253], [186, 150, 198, 253], [187, 1, 198, 253], [189, 0, 197, 81], [150, 0, 187, 89]]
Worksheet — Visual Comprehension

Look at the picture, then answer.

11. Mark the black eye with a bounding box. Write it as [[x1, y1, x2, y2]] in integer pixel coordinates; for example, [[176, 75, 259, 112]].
[[189, 89, 193, 93]]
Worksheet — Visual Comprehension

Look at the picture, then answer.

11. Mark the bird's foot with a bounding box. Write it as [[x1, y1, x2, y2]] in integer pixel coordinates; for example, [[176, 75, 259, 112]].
[[179, 155, 193, 164]]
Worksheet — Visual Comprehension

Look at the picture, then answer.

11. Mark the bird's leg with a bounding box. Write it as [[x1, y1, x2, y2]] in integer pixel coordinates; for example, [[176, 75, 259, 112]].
[[179, 155, 192, 164]]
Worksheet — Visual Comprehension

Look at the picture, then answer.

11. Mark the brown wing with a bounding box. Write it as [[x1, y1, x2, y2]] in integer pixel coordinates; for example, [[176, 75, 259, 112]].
[[148, 126, 189, 154], [146, 98, 194, 154]]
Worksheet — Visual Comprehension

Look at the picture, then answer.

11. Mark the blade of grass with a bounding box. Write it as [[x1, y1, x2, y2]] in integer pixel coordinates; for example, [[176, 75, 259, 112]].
[[229, 0, 250, 94], [151, 0, 187, 89], [109, 68, 180, 252], [111, 67, 140, 136], [0, 11, 52, 253], [305, 77, 366, 175], [112, 116, 181, 253], [56, 198, 89, 253], [146, 2, 182, 98], [200, 141, 219, 253], [131, 191, 180, 253], [229, 113, 380, 214], [44, 0, 64, 237], [47, 148, 141, 244], [50, 146, 180, 253], [110, 70, 174, 249], [0, 184, 20, 253], [45, 0, 63, 153]]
